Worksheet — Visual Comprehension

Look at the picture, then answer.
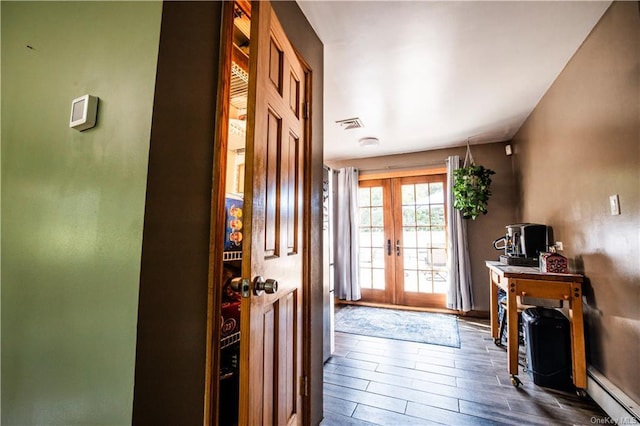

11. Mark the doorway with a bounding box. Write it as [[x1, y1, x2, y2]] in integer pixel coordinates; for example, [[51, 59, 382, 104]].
[[208, 1, 312, 424], [358, 173, 448, 308]]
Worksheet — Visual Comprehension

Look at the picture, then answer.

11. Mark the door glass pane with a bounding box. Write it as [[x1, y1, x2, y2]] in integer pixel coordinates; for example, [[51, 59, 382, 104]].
[[371, 227, 385, 247], [433, 270, 448, 293], [372, 248, 385, 268], [417, 228, 431, 247], [404, 270, 418, 292], [431, 205, 445, 226], [403, 248, 417, 269], [358, 184, 387, 294], [360, 267, 372, 289], [399, 177, 448, 295], [402, 184, 415, 204], [371, 187, 383, 206], [371, 207, 383, 226], [431, 226, 445, 248], [403, 227, 417, 249], [359, 187, 371, 207], [359, 248, 371, 265], [359, 229, 371, 248], [359, 243, 376, 291], [402, 206, 415, 226], [415, 183, 429, 202], [416, 205, 429, 226], [360, 208, 371, 227], [429, 182, 444, 204], [372, 268, 385, 290], [432, 248, 447, 268], [417, 249, 429, 269], [419, 271, 433, 293]]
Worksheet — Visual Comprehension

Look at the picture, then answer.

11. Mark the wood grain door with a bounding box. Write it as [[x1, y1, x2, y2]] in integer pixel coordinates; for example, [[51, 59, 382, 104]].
[[357, 179, 396, 304], [358, 174, 448, 308], [239, 1, 308, 424], [392, 175, 447, 307]]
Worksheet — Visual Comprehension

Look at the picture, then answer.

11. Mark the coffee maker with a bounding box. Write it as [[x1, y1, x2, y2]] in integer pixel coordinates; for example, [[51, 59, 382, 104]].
[[494, 223, 548, 266]]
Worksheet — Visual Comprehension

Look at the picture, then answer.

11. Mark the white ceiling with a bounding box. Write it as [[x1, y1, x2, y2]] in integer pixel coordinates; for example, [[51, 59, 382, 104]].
[[295, 1, 611, 161]]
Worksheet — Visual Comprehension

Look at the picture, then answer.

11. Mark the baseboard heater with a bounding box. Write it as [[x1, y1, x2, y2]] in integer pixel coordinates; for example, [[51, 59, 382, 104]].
[[587, 366, 640, 423]]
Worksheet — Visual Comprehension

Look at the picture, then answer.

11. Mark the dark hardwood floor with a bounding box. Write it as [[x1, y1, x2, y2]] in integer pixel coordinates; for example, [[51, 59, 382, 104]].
[[321, 315, 608, 425]]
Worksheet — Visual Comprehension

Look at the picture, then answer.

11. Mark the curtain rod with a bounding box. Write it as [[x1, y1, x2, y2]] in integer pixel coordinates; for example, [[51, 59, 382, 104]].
[[357, 159, 446, 174]]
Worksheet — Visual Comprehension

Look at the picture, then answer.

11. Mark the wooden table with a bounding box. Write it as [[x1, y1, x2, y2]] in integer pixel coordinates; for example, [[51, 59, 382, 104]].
[[486, 260, 586, 391]]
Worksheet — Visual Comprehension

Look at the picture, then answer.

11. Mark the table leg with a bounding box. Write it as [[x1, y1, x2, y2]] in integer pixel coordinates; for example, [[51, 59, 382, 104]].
[[490, 271, 499, 340], [507, 280, 519, 375], [569, 284, 587, 389]]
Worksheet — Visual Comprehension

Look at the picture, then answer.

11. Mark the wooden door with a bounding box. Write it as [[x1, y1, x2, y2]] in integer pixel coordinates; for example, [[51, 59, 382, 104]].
[[392, 175, 447, 307], [358, 174, 447, 308], [357, 179, 395, 304], [239, 1, 308, 424]]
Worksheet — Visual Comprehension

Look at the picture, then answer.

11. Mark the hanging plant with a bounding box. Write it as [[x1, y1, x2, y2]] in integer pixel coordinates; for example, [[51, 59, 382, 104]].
[[453, 142, 496, 220]]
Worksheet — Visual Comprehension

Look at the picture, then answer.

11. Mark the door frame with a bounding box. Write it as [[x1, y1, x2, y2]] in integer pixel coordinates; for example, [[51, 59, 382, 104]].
[[204, 1, 236, 424], [357, 168, 449, 309], [298, 50, 314, 426]]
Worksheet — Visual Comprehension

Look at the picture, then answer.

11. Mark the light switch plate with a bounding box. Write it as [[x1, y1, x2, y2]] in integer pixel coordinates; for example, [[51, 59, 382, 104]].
[[609, 194, 620, 215]]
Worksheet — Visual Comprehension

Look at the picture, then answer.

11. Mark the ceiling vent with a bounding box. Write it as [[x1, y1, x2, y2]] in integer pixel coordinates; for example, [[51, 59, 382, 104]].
[[335, 117, 364, 130]]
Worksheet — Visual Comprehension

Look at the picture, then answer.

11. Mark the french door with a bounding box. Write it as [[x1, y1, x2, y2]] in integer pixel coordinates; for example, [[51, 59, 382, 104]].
[[358, 174, 448, 308]]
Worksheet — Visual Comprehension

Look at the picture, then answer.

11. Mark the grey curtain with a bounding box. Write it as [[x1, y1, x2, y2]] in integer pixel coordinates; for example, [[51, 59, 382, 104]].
[[333, 167, 361, 301], [446, 156, 474, 312]]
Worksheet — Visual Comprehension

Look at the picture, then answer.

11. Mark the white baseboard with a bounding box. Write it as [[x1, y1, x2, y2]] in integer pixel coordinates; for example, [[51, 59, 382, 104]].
[[587, 366, 640, 424]]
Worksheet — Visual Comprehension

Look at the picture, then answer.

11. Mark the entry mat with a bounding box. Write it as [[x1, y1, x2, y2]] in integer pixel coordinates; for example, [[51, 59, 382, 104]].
[[334, 305, 461, 348]]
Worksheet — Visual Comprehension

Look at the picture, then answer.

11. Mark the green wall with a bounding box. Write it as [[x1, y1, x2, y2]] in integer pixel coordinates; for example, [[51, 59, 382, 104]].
[[1, 2, 161, 424]]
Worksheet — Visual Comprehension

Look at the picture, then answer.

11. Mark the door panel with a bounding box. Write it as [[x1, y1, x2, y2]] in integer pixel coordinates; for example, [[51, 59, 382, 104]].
[[265, 110, 281, 257], [262, 306, 275, 424], [285, 134, 299, 255], [278, 291, 297, 422], [357, 179, 394, 304], [393, 175, 447, 307], [240, 1, 307, 424]]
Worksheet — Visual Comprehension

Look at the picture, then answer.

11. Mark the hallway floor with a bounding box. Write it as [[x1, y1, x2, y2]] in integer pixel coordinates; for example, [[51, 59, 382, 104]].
[[321, 316, 608, 425]]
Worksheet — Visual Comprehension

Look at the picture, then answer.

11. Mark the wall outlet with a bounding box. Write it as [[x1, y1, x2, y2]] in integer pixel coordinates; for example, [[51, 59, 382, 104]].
[[609, 194, 620, 215], [555, 241, 564, 251]]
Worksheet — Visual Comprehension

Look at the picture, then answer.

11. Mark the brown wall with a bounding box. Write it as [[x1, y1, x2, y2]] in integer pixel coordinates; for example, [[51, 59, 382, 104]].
[[133, 1, 324, 424], [512, 1, 639, 404], [328, 141, 518, 313], [133, 2, 222, 423]]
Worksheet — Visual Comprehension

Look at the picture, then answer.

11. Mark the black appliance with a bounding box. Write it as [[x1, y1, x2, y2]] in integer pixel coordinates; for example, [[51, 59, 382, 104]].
[[494, 223, 548, 266], [522, 307, 573, 390]]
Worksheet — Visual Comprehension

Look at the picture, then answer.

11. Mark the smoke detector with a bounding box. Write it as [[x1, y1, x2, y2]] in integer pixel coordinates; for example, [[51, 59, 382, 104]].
[[336, 117, 364, 130], [358, 137, 379, 147]]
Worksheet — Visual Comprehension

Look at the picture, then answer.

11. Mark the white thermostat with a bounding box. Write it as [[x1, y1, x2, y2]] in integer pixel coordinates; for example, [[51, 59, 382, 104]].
[[69, 94, 98, 131]]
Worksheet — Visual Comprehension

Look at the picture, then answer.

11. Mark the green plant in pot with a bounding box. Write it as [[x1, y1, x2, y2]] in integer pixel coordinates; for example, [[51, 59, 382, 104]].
[[453, 157, 495, 220]]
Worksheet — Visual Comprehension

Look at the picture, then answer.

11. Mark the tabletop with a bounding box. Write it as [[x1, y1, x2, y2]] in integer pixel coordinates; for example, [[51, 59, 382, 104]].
[[485, 260, 583, 282]]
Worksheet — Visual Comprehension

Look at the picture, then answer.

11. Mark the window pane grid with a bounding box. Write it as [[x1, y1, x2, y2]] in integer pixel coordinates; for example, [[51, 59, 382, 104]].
[[401, 182, 448, 295], [359, 185, 386, 291]]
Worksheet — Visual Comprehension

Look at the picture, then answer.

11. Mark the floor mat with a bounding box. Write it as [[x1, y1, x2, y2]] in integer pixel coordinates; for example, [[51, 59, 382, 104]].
[[334, 305, 461, 348]]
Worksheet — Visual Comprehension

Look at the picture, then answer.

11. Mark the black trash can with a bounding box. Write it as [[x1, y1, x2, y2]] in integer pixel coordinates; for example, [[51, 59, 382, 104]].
[[522, 307, 573, 390]]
